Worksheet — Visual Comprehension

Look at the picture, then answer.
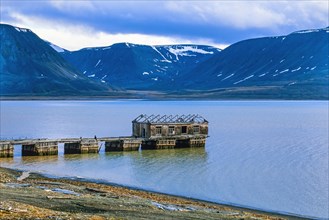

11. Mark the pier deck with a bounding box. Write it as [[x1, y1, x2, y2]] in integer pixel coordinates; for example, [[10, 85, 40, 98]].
[[0, 135, 207, 157]]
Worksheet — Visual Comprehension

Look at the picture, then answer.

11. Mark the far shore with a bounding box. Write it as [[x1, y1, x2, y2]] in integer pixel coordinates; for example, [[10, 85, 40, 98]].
[[0, 166, 307, 220], [1, 96, 327, 101]]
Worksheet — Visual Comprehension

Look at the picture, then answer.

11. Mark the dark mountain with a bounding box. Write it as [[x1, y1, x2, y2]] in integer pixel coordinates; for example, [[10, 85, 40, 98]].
[[61, 43, 220, 90], [1, 23, 327, 99], [0, 24, 109, 96], [182, 27, 329, 99]]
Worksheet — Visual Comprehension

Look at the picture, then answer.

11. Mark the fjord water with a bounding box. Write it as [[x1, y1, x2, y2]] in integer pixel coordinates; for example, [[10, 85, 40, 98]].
[[0, 100, 328, 218]]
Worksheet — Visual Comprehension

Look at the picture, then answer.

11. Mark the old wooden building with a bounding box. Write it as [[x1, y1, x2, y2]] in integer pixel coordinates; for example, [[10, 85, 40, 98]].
[[132, 114, 208, 138]]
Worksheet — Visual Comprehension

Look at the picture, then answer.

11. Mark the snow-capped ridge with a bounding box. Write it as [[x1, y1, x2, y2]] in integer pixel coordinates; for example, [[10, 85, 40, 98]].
[[292, 27, 328, 35], [14, 26, 30, 33], [167, 46, 214, 58]]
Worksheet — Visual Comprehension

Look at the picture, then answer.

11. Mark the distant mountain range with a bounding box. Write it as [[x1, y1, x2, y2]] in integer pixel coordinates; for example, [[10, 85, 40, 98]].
[[0, 23, 328, 99], [61, 43, 220, 90], [181, 28, 329, 99]]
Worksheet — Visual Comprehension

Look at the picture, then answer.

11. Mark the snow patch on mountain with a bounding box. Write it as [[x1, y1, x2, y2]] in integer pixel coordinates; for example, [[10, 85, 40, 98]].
[[14, 27, 29, 32], [95, 60, 101, 67], [291, 67, 301, 72], [279, 69, 289, 74], [49, 43, 65, 52], [151, 46, 172, 63], [234, 75, 254, 84], [168, 46, 214, 60], [221, 74, 234, 81], [294, 29, 320, 34]]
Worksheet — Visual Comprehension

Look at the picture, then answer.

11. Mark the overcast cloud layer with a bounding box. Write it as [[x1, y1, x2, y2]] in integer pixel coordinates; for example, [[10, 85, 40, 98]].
[[1, 0, 328, 50]]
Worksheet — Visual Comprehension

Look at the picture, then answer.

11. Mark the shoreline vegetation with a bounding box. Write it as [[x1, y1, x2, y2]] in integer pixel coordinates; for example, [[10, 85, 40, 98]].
[[0, 167, 305, 220]]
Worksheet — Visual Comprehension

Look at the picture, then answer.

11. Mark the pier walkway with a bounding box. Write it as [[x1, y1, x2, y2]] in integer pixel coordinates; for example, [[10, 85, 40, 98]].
[[0, 135, 207, 157]]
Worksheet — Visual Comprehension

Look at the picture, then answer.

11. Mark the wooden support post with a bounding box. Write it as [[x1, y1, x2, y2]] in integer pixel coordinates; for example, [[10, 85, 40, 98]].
[[22, 141, 58, 156], [141, 140, 157, 150], [105, 139, 141, 152], [64, 140, 99, 154], [189, 137, 206, 147], [81, 139, 99, 154], [141, 139, 176, 150], [175, 138, 191, 148], [64, 142, 81, 154], [175, 137, 206, 148], [0, 142, 14, 157], [155, 139, 176, 149]]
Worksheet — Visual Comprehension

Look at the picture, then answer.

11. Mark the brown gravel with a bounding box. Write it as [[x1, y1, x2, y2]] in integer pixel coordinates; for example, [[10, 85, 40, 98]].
[[0, 167, 301, 220]]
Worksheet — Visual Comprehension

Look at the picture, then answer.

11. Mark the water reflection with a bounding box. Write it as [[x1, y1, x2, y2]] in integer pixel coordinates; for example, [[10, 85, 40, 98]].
[[0, 100, 328, 218]]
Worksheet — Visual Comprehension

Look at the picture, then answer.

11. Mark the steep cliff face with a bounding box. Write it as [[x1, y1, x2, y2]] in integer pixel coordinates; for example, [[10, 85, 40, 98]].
[[0, 24, 109, 96]]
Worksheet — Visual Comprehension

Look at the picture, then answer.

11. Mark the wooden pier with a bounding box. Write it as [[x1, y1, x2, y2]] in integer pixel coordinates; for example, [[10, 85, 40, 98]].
[[0, 135, 207, 158], [0, 114, 209, 158]]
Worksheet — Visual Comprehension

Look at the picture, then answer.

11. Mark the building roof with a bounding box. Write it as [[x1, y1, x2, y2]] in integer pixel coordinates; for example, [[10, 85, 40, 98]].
[[132, 114, 208, 124]]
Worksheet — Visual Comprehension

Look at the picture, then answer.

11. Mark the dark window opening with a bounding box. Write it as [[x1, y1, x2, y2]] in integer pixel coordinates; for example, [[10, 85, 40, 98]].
[[181, 126, 187, 134], [156, 127, 162, 135]]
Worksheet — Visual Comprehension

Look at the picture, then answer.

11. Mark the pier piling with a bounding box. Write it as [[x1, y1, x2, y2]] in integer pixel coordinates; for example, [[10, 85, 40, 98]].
[[105, 139, 141, 152], [0, 142, 14, 157], [22, 141, 58, 156]]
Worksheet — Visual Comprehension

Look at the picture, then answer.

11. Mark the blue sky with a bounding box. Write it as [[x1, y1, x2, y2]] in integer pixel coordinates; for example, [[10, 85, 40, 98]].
[[1, 0, 328, 50]]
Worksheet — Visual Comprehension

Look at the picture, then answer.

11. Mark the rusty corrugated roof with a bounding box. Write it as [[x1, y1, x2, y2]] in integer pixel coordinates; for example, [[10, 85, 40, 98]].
[[132, 114, 208, 124]]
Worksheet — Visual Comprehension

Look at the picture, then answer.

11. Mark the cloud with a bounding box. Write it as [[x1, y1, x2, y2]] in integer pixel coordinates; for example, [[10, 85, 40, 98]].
[[165, 1, 328, 30], [3, 12, 228, 50], [1, 0, 328, 49]]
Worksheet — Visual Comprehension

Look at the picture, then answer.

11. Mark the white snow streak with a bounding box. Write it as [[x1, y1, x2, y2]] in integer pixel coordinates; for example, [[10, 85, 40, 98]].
[[95, 60, 101, 67], [142, 72, 149, 75], [234, 75, 254, 84], [280, 59, 285, 63], [294, 29, 319, 34], [288, 82, 296, 86], [221, 74, 234, 81], [279, 69, 289, 74], [88, 74, 95, 78], [291, 67, 301, 72], [310, 66, 317, 70], [49, 43, 65, 52], [15, 27, 28, 32], [151, 46, 172, 63]]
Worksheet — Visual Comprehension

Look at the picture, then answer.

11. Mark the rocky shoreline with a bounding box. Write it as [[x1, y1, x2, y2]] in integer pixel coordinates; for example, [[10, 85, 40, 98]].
[[0, 167, 301, 219]]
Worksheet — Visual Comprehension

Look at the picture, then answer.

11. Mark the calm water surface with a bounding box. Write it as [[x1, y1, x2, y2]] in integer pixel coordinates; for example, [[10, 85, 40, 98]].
[[0, 100, 328, 218]]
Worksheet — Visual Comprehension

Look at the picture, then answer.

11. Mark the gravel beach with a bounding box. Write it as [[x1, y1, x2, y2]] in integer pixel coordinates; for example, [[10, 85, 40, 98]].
[[0, 167, 301, 219]]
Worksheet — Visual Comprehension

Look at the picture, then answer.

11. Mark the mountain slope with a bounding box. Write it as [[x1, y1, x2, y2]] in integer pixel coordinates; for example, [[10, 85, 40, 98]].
[[0, 24, 109, 96], [61, 43, 220, 90], [183, 27, 329, 99]]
